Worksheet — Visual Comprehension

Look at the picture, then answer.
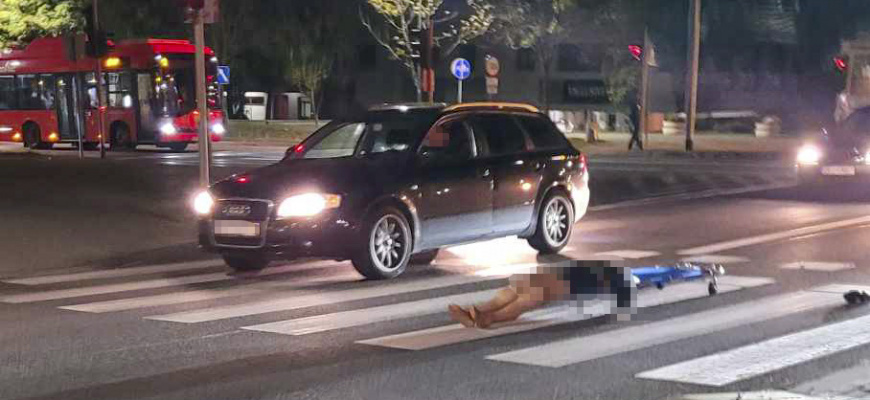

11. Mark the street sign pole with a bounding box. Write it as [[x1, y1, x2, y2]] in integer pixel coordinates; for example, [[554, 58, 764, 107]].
[[684, 0, 701, 152], [194, 9, 210, 187], [457, 79, 462, 104]]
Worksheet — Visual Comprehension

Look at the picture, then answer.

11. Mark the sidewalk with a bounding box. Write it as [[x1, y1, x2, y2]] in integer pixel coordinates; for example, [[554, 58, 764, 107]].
[[573, 131, 803, 162]]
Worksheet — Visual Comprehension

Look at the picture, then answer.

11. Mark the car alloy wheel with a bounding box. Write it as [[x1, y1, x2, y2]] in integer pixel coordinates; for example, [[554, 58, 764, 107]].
[[369, 215, 409, 272], [543, 196, 571, 247]]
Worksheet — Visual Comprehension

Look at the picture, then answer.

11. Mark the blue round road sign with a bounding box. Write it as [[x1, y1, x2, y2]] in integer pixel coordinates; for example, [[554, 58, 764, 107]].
[[451, 58, 471, 80]]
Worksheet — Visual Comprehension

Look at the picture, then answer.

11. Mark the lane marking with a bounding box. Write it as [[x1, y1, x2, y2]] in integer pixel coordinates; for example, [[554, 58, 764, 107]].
[[146, 274, 502, 324], [593, 250, 661, 259], [588, 182, 794, 212], [0, 262, 331, 304], [357, 275, 773, 351], [2, 259, 222, 285], [636, 313, 870, 387], [681, 255, 750, 264], [675, 391, 828, 400], [780, 262, 856, 272], [678, 216, 870, 256], [242, 289, 500, 336], [487, 290, 835, 368]]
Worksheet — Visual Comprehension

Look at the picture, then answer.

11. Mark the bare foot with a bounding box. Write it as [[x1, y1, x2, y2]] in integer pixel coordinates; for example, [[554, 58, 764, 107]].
[[473, 307, 493, 329], [448, 304, 475, 328]]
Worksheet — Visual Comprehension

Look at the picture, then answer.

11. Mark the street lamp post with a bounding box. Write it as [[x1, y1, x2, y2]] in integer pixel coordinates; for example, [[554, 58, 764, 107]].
[[684, 0, 702, 152]]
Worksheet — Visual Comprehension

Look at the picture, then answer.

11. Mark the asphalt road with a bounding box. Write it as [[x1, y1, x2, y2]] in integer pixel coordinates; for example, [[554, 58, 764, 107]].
[[4, 144, 870, 400]]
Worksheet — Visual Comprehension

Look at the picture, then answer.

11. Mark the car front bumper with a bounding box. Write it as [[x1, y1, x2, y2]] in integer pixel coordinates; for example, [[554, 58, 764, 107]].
[[796, 163, 870, 181], [198, 212, 361, 260]]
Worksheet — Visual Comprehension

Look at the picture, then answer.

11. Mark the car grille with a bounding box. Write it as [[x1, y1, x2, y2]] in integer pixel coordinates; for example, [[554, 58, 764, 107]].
[[212, 199, 271, 248], [214, 200, 271, 221], [213, 236, 263, 247]]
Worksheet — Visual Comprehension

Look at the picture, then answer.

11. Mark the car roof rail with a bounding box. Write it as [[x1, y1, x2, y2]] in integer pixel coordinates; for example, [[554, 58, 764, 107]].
[[368, 103, 447, 112], [443, 102, 540, 114]]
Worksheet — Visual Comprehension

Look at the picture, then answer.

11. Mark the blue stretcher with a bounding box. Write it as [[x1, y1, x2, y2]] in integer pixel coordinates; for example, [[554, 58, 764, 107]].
[[631, 262, 726, 296]]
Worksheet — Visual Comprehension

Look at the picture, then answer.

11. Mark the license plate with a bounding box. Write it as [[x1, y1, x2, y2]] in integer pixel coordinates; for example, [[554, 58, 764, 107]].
[[821, 166, 856, 176], [214, 220, 260, 237]]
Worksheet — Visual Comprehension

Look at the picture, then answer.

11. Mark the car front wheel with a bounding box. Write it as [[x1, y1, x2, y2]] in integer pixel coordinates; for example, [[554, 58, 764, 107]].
[[222, 253, 268, 272], [352, 207, 413, 280], [528, 191, 575, 254]]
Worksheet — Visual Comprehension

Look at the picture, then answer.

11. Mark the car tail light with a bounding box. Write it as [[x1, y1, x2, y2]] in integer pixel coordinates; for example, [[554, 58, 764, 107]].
[[578, 153, 587, 173]]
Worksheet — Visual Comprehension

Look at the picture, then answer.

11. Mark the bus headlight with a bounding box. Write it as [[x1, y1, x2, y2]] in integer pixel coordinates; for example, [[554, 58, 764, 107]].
[[160, 122, 177, 135], [797, 145, 822, 165], [211, 123, 226, 135], [192, 191, 215, 215], [277, 193, 341, 218]]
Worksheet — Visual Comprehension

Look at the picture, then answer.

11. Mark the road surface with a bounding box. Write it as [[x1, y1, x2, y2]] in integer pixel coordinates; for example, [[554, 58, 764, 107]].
[[4, 144, 870, 400]]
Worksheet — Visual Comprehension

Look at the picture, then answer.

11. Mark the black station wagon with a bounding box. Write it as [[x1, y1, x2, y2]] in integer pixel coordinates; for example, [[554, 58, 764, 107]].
[[193, 102, 590, 279]]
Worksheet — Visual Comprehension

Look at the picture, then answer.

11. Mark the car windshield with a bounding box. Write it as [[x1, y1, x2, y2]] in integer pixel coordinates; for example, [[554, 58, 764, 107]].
[[293, 109, 439, 159]]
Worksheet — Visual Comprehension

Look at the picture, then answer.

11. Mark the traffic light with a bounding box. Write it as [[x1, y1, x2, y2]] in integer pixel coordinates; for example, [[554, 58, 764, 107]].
[[834, 56, 848, 72], [628, 45, 643, 61], [84, 5, 110, 58]]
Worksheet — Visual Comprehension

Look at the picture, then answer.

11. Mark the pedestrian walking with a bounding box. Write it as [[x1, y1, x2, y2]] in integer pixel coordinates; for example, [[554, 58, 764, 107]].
[[448, 260, 636, 329], [628, 101, 643, 150]]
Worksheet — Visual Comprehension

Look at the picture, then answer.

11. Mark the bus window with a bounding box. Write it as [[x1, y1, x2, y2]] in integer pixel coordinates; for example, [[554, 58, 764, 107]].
[[106, 72, 133, 109], [16, 75, 54, 110], [0, 76, 18, 110]]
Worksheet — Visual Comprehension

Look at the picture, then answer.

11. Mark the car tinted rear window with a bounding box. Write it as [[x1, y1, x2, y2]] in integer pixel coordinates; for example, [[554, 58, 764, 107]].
[[469, 114, 528, 156], [517, 115, 568, 149]]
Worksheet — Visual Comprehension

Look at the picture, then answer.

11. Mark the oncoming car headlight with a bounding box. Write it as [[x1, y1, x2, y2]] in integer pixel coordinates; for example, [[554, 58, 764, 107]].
[[211, 123, 226, 135], [277, 193, 342, 218], [160, 122, 177, 135], [797, 144, 822, 165], [192, 191, 214, 215]]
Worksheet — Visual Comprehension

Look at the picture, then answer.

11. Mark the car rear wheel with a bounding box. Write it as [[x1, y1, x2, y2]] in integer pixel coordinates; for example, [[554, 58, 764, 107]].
[[410, 249, 439, 265], [222, 253, 268, 272], [352, 207, 412, 280], [528, 191, 574, 254]]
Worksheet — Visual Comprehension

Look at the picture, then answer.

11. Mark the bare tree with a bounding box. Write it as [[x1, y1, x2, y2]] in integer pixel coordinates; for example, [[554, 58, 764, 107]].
[[286, 44, 332, 127], [360, 0, 493, 101]]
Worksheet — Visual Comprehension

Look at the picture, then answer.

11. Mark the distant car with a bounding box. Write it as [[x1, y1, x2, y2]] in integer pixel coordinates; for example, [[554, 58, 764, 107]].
[[193, 102, 590, 279], [797, 107, 870, 183]]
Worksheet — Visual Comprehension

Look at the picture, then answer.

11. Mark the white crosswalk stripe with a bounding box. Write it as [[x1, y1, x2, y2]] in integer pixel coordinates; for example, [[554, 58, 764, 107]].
[[486, 290, 841, 367], [0, 261, 333, 304], [145, 274, 501, 324], [1, 259, 223, 285], [357, 275, 774, 351], [242, 289, 501, 336], [636, 313, 870, 386]]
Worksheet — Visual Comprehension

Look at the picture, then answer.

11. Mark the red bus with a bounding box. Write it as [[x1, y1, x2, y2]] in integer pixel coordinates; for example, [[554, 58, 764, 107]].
[[0, 36, 224, 151]]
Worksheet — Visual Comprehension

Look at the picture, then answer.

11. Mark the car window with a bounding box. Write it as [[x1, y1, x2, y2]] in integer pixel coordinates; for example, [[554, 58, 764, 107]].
[[517, 115, 569, 150], [468, 114, 528, 157], [301, 123, 365, 159], [419, 119, 474, 162]]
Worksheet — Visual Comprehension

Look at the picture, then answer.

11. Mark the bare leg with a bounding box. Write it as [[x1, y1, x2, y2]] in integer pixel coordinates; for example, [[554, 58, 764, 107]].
[[475, 272, 571, 328], [474, 294, 547, 328]]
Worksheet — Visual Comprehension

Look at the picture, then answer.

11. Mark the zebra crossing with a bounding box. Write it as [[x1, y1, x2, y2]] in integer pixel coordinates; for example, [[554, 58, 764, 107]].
[[2, 254, 870, 392]]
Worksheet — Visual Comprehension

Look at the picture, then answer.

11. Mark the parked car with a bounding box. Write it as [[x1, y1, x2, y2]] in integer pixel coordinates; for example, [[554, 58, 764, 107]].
[[797, 106, 870, 183], [193, 102, 590, 279]]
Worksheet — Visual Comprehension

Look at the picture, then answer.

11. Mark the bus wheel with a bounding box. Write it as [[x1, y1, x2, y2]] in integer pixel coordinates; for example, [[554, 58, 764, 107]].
[[168, 143, 188, 152], [23, 124, 46, 149], [110, 125, 134, 152]]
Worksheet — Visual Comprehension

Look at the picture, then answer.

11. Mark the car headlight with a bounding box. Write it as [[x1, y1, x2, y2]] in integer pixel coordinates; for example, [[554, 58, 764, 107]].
[[192, 191, 214, 215], [797, 145, 822, 165], [277, 193, 341, 218], [160, 122, 177, 135], [211, 123, 226, 135]]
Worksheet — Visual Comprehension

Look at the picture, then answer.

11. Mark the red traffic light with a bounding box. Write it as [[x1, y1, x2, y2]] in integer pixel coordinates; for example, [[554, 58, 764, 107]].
[[834, 57, 848, 72], [628, 45, 643, 61]]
